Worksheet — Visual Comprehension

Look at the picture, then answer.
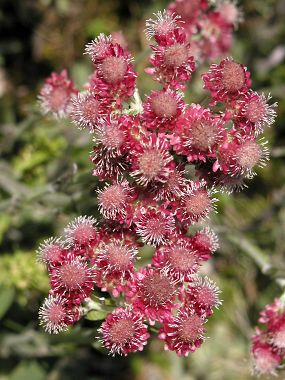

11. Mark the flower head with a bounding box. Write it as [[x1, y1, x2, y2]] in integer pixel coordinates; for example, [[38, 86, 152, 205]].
[[185, 276, 222, 316], [99, 307, 150, 356], [39, 294, 78, 334], [64, 216, 98, 248], [134, 204, 176, 246], [50, 256, 95, 302], [158, 308, 207, 356], [97, 180, 135, 222], [127, 266, 177, 323], [130, 134, 175, 186], [37, 237, 66, 266], [38, 70, 78, 118], [202, 58, 251, 103], [152, 237, 200, 282]]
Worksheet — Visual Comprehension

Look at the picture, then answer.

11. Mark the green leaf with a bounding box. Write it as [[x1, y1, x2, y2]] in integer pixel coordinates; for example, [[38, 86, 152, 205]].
[[0, 287, 15, 319], [85, 310, 108, 321], [10, 361, 46, 380]]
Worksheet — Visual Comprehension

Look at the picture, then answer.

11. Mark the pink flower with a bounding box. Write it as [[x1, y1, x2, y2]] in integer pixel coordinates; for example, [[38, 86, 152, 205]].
[[251, 337, 281, 377], [126, 266, 177, 323], [150, 166, 187, 201], [134, 204, 176, 246], [71, 92, 111, 131], [142, 89, 186, 132], [38, 70, 78, 118], [174, 180, 218, 226], [91, 115, 132, 180], [94, 236, 138, 296], [86, 37, 136, 105], [64, 216, 98, 249], [185, 276, 222, 316], [172, 104, 226, 162], [218, 137, 269, 179], [39, 294, 79, 334], [37, 237, 67, 266], [129, 133, 175, 186], [99, 307, 150, 356], [234, 91, 277, 136], [50, 255, 96, 303], [202, 58, 251, 104], [97, 180, 136, 223], [158, 307, 207, 356], [191, 227, 219, 261], [152, 237, 200, 282]]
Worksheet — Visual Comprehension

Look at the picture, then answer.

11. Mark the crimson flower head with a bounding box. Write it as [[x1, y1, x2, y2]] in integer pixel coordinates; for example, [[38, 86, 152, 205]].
[[134, 204, 176, 246], [71, 91, 111, 131], [127, 266, 177, 324], [129, 133, 175, 186], [86, 35, 136, 105], [39, 294, 79, 334], [152, 237, 201, 282], [99, 307, 150, 356], [37, 237, 66, 266], [158, 307, 207, 357], [94, 236, 138, 297], [64, 215, 98, 250], [38, 70, 78, 118], [185, 276, 222, 316], [97, 180, 135, 223], [172, 103, 226, 162], [174, 180, 218, 226], [50, 255, 96, 303], [202, 57, 251, 104], [142, 89, 186, 132], [235, 91, 277, 137]]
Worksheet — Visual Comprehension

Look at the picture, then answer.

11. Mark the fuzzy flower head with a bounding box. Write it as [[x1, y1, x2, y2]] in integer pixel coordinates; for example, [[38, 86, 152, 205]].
[[37, 237, 66, 266], [191, 227, 219, 261], [71, 92, 110, 131], [64, 216, 98, 248], [142, 89, 185, 132], [134, 204, 176, 246], [127, 266, 177, 323], [185, 276, 222, 316], [151, 167, 187, 201], [145, 10, 181, 42], [202, 58, 251, 103], [173, 104, 226, 162], [85, 34, 112, 63], [152, 237, 200, 282], [94, 237, 138, 296], [219, 137, 269, 179], [175, 180, 218, 226], [39, 295, 77, 334], [38, 70, 78, 118], [97, 180, 135, 223], [148, 26, 195, 89], [99, 307, 150, 356], [91, 116, 131, 180], [216, 0, 243, 28], [235, 91, 277, 136], [251, 340, 281, 377], [50, 256, 95, 302], [130, 134, 175, 186], [87, 38, 137, 103], [158, 308, 207, 356]]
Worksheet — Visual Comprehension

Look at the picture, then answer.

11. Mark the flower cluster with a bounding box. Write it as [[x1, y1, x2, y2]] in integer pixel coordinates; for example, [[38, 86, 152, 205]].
[[37, 7, 276, 359], [251, 299, 285, 377], [167, 0, 243, 62]]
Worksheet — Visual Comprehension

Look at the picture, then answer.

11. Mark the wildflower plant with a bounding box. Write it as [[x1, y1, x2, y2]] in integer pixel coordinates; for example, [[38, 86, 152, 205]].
[[37, 0, 278, 367]]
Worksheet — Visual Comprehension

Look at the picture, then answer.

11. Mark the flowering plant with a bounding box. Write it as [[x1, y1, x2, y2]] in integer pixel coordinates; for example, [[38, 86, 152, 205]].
[[36, 0, 278, 372]]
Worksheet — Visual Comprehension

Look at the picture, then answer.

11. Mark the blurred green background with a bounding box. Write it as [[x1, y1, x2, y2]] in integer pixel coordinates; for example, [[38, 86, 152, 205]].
[[0, 0, 285, 379]]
